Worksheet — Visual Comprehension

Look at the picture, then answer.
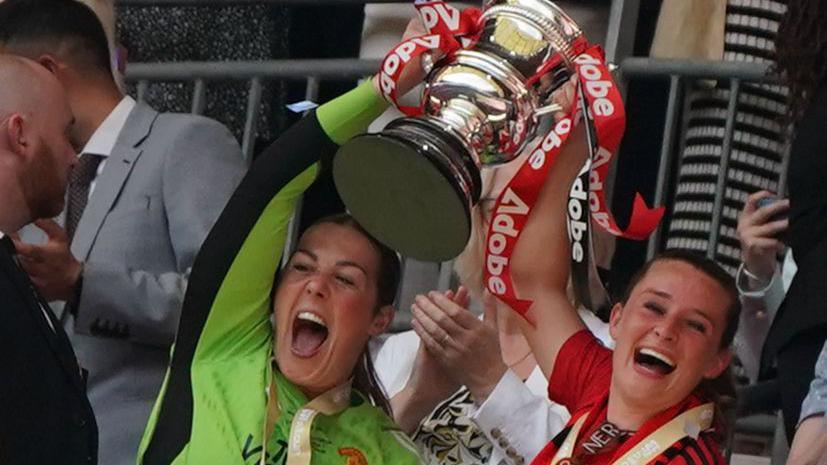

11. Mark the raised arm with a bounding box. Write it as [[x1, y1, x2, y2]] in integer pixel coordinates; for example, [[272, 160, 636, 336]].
[[139, 79, 387, 465], [734, 191, 792, 382], [509, 123, 590, 380]]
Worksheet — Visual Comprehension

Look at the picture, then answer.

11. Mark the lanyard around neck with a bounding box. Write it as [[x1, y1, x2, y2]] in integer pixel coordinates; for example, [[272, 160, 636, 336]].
[[261, 360, 352, 465], [550, 402, 715, 465]]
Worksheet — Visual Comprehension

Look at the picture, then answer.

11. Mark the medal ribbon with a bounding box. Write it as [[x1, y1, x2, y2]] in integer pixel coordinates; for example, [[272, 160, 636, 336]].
[[550, 403, 715, 465], [261, 361, 352, 465]]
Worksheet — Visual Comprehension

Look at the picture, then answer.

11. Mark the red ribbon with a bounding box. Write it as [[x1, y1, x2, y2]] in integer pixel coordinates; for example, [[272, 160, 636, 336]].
[[378, 1, 664, 319], [377, 0, 481, 116], [483, 46, 664, 319]]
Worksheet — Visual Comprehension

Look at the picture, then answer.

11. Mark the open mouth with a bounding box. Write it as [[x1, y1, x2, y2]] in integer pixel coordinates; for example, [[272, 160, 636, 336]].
[[291, 311, 329, 358], [633, 347, 676, 376]]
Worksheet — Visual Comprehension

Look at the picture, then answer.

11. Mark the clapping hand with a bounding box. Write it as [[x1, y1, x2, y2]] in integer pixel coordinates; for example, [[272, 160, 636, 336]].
[[411, 288, 507, 403]]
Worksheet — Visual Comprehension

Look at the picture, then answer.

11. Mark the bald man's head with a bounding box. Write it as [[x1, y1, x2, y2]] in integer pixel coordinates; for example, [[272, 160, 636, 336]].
[[0, 54, 77, 222], [0, 55, 67, 123]]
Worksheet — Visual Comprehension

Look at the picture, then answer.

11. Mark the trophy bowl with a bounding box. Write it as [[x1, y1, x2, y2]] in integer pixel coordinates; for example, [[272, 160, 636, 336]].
[[333, 0, 584, 261]]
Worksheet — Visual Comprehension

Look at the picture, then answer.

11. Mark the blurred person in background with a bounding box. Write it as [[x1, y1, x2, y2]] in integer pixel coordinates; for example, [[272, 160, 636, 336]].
[[0, 1, 247, 464], [786, 340, 827, 465], [0, 54, 97, 465], [117, 0, 289, 147], [760, 0, 827, 441], [734, 190, 793, 384]]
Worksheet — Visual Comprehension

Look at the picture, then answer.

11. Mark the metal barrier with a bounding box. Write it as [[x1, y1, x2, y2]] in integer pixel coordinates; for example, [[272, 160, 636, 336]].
[[617, 58, 787, 263], [117, 0, 408, 4], [126, 59, 379, 163], [126, 58, 404, 316]]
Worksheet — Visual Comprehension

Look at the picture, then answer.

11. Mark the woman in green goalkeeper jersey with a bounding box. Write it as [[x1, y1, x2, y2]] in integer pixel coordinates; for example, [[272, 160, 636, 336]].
[[136, 75, 423, 465]]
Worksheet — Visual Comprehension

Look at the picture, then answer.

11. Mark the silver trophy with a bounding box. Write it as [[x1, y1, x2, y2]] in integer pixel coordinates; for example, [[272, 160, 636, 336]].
[[333, 0, 584, 261]]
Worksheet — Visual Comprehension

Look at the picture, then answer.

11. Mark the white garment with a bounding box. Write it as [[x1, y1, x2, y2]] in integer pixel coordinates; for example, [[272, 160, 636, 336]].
[[735, 251, 797, 383], [372, 309, 611, 465], [79, 96, 136, 198]]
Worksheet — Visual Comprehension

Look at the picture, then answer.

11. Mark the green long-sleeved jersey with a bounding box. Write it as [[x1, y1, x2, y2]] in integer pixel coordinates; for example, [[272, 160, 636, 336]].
[[137, 80, 422, 465]]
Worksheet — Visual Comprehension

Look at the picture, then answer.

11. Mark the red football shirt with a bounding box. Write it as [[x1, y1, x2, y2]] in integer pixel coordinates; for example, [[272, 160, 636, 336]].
[[530, 330, 725, 465]]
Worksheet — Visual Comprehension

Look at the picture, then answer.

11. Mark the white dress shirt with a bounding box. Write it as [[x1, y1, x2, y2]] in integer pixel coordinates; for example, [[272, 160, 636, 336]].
[[79, 96, 136, 199]]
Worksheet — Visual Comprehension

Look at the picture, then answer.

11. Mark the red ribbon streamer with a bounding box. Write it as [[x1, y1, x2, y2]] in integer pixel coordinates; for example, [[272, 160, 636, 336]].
[[483, 46, 664, 318], [378, 1, 665, 319]]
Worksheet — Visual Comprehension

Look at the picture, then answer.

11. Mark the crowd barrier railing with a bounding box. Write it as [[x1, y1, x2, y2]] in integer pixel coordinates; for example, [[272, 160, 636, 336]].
[[618, 58, 787, 263]]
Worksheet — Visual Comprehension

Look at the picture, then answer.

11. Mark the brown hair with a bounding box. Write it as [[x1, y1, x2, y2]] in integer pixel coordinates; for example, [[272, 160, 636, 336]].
[[307, 213, 401, 417], [775, 0, 827, 124], [620, 249, 740, 442]]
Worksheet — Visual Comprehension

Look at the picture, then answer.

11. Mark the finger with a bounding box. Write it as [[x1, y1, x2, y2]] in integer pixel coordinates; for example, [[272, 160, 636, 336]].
[[453, 286, 470, 309], [34, 219, 68, 243], [10, 239, 43, 261], [428, 292, 478, 328], [403, 17, 427, 38], [745, 237, 784, 254], [444, 289, 455, 301], [743, 190, 775, 214], [411, 319, 447, 355], [482, 290, 498, 328], [17, 258, 52, 277], [411, 298, 464, 347], [8, 231, 21, 242], [748, 219, 789, 239], [750, 199, 790, 225], [29, 275, 48, 287]]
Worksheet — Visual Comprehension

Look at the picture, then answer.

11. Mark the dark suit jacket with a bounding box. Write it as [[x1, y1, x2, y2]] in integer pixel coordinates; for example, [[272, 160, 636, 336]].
[[0, 237, 97, 465]]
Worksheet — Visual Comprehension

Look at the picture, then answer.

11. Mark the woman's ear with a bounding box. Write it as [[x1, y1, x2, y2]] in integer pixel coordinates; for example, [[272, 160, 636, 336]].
[[368, 305, 395, 336], [703, 348, 733, 379], [608, 302, 624, 340]]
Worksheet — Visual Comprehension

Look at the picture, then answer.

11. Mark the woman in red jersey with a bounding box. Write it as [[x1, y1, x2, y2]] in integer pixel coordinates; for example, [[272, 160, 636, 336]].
[[500, 125, 739, 465]]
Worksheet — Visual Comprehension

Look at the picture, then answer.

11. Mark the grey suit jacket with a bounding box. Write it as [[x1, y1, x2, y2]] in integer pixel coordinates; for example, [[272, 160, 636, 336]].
[[61, 103, 246, 465]]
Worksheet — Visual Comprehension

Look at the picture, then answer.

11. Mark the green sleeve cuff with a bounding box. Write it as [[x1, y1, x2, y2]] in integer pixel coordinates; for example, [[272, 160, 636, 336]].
[[317, 78, 389, 145]]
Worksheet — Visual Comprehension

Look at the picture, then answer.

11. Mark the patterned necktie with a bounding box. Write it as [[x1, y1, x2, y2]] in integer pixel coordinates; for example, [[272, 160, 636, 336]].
[[66, 153, 103, 241]]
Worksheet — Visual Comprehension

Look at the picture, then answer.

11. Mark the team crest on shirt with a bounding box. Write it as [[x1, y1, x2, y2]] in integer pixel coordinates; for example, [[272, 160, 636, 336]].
[[338, 447, 368, 465]]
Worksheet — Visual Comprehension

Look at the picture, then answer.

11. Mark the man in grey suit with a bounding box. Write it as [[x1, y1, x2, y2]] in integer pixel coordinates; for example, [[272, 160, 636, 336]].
[[1, 2, 247, 464]]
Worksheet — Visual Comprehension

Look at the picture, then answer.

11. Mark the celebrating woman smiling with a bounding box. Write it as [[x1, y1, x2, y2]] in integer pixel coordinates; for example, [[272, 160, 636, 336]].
[[499, 119, 739, 465]]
